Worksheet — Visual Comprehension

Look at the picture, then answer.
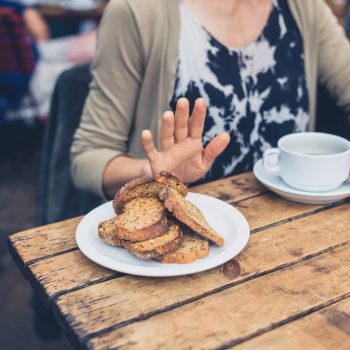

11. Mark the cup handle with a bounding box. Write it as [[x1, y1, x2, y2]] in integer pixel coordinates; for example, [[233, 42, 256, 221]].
[[263, 148, 280, 173]]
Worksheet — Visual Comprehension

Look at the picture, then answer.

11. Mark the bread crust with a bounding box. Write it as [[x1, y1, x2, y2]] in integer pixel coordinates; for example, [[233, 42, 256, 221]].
[[113, 176, 154, 214], [113, 172, 188, 214], [98, 218, 122, 247], [155, 234, 209, 264], [115, 198, 168, 241], [116, 215, 168, 242], [130, 238, 182, 261], [159, 188, 224, 247], [123, 221, 183, 260], [154, 171, 188, 196], [123, 221, 182, 254]]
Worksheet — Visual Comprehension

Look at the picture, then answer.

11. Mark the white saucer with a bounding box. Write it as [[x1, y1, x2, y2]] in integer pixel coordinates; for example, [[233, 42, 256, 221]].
[[253, 159, 350, 205]]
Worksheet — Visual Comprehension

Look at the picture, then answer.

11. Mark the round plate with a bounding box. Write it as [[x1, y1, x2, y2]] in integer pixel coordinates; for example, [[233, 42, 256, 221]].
[[76, 193, 250, 277], [254, 159, 350, 204]]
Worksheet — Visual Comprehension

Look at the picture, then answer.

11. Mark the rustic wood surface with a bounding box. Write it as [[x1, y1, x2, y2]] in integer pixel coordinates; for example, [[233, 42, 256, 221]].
[[233, 297, 350, 350], [7, 172, 350, 350]]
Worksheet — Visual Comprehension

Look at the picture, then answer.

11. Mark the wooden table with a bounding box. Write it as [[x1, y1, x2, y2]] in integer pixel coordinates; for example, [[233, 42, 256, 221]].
[[8, 172, 350, 350]]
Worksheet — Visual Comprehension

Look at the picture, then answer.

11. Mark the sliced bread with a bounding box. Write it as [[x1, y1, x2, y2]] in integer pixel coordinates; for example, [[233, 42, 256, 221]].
[[113, 172, 187, 214], [98, 218, 122, 247], [159, 188, 224, 247], [154, 171, 188, 196], [115, 198, 168, 241], [155, 234, 209, 264], [123, 221, 182, 259]]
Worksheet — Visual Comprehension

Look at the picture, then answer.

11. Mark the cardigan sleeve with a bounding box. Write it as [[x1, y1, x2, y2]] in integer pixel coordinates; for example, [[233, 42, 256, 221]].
[[70, 0, 144, 198], [316, 0, 350, 115]]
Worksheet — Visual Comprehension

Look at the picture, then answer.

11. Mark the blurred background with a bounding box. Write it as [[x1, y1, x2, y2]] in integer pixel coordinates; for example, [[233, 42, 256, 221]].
[[0, 0, 349, 349]]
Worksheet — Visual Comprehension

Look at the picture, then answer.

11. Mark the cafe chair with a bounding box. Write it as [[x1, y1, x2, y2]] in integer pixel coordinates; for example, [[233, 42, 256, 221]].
[[38, 63, 102, 225]]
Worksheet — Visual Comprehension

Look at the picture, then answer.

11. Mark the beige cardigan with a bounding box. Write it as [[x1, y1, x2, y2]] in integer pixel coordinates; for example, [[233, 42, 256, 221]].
[[71, 0, 350, 198]]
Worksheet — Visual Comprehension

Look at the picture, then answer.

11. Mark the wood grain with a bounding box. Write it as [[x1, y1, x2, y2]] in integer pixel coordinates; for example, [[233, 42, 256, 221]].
[[54, 204, 350, 342], [27, 194, 338, 298], [7, 170, 350, 350], [233, 297, 350, 350], [8, 217, 81, 263], [7, 173, 263, 265], [234, 192, 325, 232], [87, 244, 350, 349], [29, 250, 117, 298], [191, 172, 266, 202], [9, 191, 323, 268]]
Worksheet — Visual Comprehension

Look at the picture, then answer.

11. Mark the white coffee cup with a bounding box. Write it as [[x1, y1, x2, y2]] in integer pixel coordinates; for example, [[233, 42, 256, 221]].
[[263, 132, 350, 192]]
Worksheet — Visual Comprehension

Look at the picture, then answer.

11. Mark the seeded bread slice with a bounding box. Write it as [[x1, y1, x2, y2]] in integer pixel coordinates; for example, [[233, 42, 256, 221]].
[[98, 218, 122, 247], [113, 172, 188, 214], [124, 221, 182, 260], [155, 234, 209, 264], [115, 198, 168, 241], [154, 171, 188, 196], [159, 188, 224, 247]]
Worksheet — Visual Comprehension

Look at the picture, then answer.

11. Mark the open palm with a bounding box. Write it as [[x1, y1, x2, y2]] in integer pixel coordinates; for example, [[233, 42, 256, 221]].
[[141, 98, 230, 184]]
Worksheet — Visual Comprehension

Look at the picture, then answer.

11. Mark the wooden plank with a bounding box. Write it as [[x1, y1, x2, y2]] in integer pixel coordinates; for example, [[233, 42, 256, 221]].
[[232, 297, 350, 350], [28, 195, 337, 299], [191, 172, 266, 202], [234, 192, 325, 232], [9, 191, 323, 267], [8, 216, 81, 263], [87, 244, 350, 350], [8, 173, 264, 265], [29, 250, 118, 298], [8, 171, 325, 267], [54, 204, 350, 342]]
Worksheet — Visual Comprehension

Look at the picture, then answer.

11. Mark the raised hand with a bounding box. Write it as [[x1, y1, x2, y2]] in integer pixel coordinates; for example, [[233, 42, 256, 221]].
[[141, 98, 230, 184]]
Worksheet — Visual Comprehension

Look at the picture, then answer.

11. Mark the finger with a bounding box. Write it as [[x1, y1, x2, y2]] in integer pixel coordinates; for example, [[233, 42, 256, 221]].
[[174, 98, 190, 142], [189, 98, 207, 139], [202, 133, 230, 168], [159, 111, 175, 151], [141, 130, 159, 162]]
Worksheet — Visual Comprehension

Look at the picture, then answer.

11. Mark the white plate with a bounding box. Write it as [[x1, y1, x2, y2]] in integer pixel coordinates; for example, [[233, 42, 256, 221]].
[[254, 159, 350, 204], [76, 193, 250, 277]]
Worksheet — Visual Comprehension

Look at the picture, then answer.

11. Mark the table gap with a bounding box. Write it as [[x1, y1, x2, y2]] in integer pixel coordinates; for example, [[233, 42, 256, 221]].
[[56, 240, 350, 346], [215, 293, 350, 350], [7, 190, 269, 268], [29, 199, 348, 304], [22, 197, 346, 269], [249, 202, 341, 234]]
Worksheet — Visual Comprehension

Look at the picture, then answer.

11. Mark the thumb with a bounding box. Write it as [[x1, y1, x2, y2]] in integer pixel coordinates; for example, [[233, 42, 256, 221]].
[[202, 133, 230, 168]]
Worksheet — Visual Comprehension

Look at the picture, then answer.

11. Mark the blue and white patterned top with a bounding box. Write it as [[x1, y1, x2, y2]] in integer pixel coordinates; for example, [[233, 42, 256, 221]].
[[170, 0, 309, 184]]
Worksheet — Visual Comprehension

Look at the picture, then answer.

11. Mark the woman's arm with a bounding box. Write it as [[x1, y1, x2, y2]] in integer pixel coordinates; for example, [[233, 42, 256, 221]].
[[102, 156, 149, 199], [71, 0, 145, 198], [103, 98, 230, 199]]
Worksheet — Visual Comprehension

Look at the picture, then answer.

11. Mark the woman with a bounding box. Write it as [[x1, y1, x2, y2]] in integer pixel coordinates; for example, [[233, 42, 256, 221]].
[[71, 0, 350, 199]]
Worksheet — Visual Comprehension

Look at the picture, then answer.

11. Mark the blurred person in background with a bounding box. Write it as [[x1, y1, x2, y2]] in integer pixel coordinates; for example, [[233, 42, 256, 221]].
[[0, 0, 96, 123], [71, 0, 350, 200]]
